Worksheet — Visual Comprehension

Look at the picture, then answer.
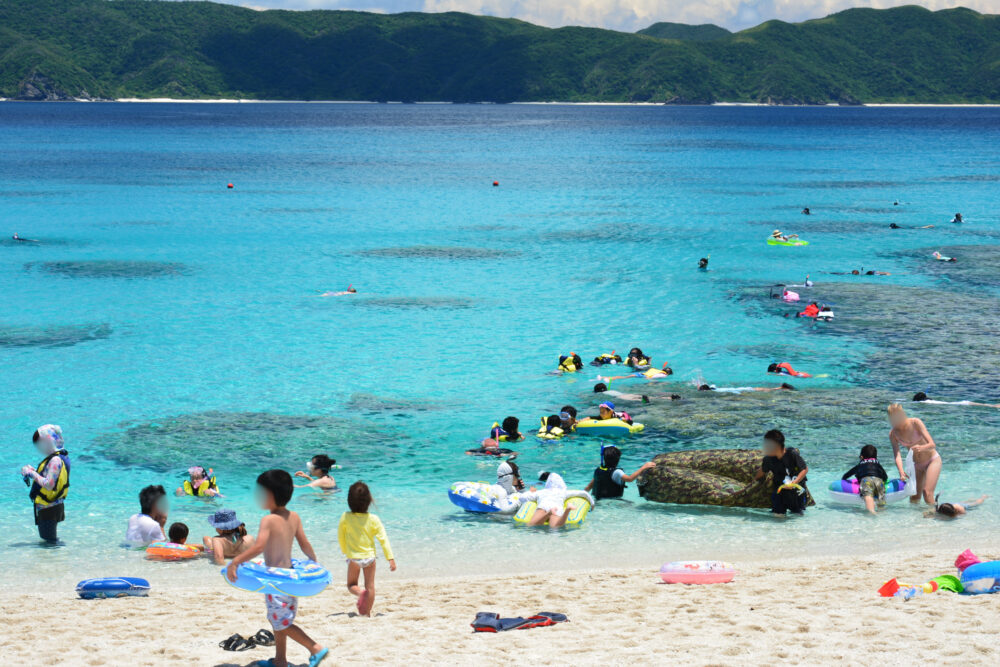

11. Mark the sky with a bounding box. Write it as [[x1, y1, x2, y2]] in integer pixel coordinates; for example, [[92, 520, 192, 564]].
[[227, 0, 997, 32]]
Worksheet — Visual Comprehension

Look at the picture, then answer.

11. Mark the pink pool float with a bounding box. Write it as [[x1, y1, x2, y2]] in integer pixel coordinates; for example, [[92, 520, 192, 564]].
[[659, 561, 737, 585]]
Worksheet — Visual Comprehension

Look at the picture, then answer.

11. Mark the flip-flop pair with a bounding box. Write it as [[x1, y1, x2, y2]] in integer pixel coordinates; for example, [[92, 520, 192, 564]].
[[219, 629, 275, 651]]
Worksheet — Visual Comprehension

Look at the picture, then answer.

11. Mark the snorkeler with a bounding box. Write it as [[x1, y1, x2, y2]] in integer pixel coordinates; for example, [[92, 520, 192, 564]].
[[889, 223, 934, 229], [926, 495, 987, 519], [932, 251, 957, 263], [625, 348, 651, 369], [698, 256, 709, 270], [598, 363, 673, 384], [768, 362, 812, 378], [12, 232, 39, 242], [951, 213, 963, 224], [318, 284, 358, 297], [801, 207, 811, 215], [698, 383, 795, 393], [912, 392, 1000, 408], [804, 274, 814, 288], [594, 382, 666, 403]]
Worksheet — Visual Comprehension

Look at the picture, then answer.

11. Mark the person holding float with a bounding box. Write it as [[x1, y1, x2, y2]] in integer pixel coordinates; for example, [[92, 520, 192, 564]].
[[20, 424, 70, 543]]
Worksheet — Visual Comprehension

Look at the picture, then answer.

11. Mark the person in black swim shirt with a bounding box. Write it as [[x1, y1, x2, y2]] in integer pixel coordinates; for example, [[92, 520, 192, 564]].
[[584, 445, 655, 501], [754, 429, 809, 516]]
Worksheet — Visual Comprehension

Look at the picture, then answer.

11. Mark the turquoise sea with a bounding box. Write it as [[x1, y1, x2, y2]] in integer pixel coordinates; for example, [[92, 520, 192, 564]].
[[2, 103, 1000, 590]]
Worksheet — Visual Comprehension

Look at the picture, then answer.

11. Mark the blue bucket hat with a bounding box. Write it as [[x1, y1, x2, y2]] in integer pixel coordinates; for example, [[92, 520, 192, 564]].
[[207, 508, 243, 531]]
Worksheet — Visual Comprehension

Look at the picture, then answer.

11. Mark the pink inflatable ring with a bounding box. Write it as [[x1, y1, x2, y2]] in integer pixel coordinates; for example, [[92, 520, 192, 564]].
[[659, 561, 737, 585]]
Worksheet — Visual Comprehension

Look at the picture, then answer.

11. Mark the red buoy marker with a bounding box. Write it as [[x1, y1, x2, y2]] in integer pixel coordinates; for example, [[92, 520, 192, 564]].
[[227, 183, 234, 189], [492, 181, 499, 187]]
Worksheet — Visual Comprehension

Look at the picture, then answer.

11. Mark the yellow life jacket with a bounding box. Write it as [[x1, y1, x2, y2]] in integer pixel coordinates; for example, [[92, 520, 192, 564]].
[[31, 451, 70, 506], [536, 417, 566, 440], [490, 422, 521, 442], [558, 354, 582, 373], [183, 476, 219, 496]]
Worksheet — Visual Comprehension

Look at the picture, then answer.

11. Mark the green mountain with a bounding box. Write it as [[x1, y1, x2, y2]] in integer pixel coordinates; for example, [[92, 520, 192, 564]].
[[637, 22, 731, 41], [0, 1, 997, 103]]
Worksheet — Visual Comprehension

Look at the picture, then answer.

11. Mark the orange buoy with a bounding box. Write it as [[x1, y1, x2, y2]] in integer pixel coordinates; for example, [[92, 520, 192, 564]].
[[492, 181, 499, 187], [227, 183, 234, 189]]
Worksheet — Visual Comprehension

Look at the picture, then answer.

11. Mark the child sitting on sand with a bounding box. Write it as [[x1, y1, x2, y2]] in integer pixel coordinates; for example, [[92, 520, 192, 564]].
[[225, 470, 328, 667], [295, 455, 337, 491], [338, 481, 396, 617], [754, 429, 809, 516], [841, 445, 889, 514], [204, 508, 254, 565]]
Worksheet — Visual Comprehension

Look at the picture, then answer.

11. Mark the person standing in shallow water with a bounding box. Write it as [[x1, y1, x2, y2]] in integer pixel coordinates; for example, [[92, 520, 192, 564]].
[[888, 404, 941, 505], [20, 425, 70, 543]]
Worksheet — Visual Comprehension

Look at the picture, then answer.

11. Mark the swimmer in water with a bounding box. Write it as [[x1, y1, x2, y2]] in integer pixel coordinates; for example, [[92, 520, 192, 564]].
[[698, 383, 795, 393], [865, 270, 891, 276], [912, 392, 1000, 408], [318, 284, 358, 297], [932, 251, 957, 263], [771, 230, 799, 242], [925, 495, 987, 519], [598, 363, 673, 384], [889, 223, 934, 229], [698, 256, 709, 270], [804, 274, 814, 288], [768, 362, 813, 378], [594, 382, 674, 403], [11, 232, 39, 242], [801, 207, 810, 215], [951, 213, 963, 224]]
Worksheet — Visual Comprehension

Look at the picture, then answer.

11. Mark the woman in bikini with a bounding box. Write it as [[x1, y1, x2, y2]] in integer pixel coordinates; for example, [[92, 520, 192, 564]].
[[888, 403, 941, 504]]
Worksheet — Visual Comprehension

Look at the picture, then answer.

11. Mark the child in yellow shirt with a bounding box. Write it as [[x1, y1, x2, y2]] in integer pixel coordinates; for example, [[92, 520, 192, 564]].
[[337, 482, 396, 617]]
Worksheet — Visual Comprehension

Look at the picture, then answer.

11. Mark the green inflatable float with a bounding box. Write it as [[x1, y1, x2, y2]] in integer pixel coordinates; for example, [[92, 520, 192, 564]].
[[637, 449, 816, 509]]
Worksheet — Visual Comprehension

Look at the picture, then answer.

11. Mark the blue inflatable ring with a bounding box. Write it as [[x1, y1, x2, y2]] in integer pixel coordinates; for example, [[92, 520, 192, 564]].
[[222, 558, 331, 597], [76, 577, 150, 599], [961, 561, 1000, 595]]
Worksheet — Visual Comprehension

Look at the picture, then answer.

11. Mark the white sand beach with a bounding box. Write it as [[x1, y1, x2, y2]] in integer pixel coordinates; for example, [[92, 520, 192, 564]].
[[5, 546, 998, 665]]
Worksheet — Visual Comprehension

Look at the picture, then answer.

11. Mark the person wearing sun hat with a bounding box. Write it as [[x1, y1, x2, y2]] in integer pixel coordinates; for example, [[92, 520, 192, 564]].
[[20, 424, 70, 543], [203, 508, 254, 565]]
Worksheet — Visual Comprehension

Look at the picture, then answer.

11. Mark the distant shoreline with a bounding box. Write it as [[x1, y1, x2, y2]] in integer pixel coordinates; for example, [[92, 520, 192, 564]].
[[2, 98, 1000, 107]]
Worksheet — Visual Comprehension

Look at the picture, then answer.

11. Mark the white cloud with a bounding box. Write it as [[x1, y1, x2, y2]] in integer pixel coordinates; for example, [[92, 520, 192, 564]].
[[418, 0, 1000, 31], [212, 0, 1000, 31]]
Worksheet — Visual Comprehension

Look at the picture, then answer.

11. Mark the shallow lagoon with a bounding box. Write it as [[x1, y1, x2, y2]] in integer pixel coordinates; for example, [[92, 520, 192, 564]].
[[1, 104, 999, 589]]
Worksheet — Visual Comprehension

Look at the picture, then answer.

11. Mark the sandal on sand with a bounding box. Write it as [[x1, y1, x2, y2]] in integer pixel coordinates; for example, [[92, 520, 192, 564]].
[[309, 648, 330, 667], [219, 634, 256, 651], [253, 629, 275, 647]]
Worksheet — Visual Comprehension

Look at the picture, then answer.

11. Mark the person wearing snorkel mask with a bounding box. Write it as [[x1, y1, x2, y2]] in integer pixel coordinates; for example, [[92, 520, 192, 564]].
[[295, 454, 338, 490], [20, 424, 70, 543], [496, 459, 525, 495]]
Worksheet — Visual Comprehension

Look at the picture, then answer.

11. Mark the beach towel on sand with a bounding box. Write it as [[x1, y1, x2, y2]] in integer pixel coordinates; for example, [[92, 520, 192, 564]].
[[471, 612, 568, 632]]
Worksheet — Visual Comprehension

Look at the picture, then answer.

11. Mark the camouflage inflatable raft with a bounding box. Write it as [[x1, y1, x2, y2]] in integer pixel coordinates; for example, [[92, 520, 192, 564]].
[[636, 449, 815, 508]]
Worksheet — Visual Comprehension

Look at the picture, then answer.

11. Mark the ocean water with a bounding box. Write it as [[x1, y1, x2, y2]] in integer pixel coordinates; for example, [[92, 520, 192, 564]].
[[2, 103, 1000, 591]]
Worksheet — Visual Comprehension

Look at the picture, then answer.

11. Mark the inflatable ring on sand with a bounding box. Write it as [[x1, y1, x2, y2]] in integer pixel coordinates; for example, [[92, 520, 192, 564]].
[[660, 561, 737, 584]]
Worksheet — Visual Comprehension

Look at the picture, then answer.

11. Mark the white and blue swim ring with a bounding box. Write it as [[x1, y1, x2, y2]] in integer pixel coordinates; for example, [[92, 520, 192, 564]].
[[76, 577, 150, 599], [448, 481, 525, 514], [222, 558, 332, 597]]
